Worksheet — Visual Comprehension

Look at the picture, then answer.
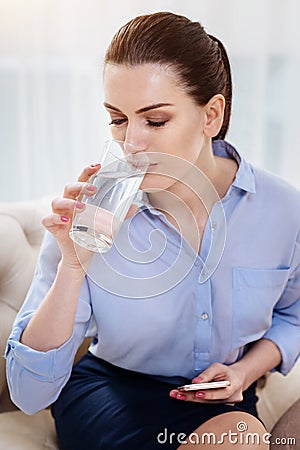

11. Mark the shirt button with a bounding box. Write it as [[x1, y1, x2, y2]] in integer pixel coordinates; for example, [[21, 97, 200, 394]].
[[211, 222, 217, 230], [201, 312, 209, 320], [201, 267, 208, 277]]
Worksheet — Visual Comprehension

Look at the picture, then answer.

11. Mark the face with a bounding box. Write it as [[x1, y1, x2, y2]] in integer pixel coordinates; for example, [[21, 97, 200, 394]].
[[103, 63, 207, 192]]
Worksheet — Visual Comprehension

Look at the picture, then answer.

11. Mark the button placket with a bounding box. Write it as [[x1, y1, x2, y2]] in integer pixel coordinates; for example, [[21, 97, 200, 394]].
[[194, 278, 212, 371]]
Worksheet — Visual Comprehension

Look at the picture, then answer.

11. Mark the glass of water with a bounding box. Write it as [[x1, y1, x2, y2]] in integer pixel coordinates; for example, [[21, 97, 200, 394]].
[[69, 140, 149, 252]]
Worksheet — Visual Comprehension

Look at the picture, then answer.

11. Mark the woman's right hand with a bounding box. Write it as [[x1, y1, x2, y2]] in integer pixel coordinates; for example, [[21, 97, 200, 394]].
[[42, 163, 101, 272]]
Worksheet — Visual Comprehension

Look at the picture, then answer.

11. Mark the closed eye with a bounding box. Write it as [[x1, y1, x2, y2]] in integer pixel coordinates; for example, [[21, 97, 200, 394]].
[[147, 120, 168, 127], [109, 118, 127, 126], [109, 118, 168, 128]]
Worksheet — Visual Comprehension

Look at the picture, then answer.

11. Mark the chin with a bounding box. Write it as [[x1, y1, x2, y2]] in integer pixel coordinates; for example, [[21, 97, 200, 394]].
[[139, 173, 176, 192]]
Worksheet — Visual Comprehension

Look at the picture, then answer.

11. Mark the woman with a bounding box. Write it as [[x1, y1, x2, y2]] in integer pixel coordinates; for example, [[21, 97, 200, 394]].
[[5, 12, 300, 450]]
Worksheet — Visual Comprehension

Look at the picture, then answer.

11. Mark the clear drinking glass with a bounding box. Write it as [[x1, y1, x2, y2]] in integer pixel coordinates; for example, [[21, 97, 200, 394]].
[[69, 140, 149, 252]]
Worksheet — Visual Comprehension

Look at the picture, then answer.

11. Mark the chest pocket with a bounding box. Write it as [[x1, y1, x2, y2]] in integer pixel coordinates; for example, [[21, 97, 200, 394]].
[[232, 267, 290, 348]]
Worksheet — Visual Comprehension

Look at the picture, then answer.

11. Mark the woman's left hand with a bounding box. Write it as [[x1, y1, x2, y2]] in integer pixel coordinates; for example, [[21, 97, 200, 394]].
[[169, 362, 247, 404]]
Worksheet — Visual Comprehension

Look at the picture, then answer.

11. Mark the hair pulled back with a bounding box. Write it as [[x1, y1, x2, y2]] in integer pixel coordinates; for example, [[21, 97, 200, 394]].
[[105, 12, 232, 140]]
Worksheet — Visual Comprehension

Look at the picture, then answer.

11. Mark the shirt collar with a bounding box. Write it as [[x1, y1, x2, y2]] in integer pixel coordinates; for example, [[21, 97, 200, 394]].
[[212, 140, 256, 194]]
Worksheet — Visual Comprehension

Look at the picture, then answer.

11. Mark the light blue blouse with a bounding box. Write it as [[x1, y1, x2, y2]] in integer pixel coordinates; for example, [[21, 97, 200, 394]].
[[5, 140, 300, 414]]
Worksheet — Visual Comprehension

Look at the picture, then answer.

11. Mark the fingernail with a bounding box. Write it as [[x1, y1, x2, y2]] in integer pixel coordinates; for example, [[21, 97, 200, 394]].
[[76, 202, 85, 209], [170, 391, 177, 398], [87, 185, 97, 192], [196, 392, 206, 398], [192, 377, 203, 383], [176, 393, 187, 401], [90, 163, 101, 168], [60, 215, 69, 223]]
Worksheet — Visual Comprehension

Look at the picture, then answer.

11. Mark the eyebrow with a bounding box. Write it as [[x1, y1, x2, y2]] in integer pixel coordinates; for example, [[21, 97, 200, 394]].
[[104, 102, 174, 114]]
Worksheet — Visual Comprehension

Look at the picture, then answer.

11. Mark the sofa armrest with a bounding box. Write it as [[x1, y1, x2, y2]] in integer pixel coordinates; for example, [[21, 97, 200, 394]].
[[0, 199, 51, 398], [257, 359, 300, 430]]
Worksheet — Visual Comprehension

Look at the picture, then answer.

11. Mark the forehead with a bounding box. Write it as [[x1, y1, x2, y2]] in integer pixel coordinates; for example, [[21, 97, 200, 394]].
[[103, 63, 186, 107]]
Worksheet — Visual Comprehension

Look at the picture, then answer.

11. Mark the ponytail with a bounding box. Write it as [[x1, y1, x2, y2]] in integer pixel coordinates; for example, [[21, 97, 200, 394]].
[[208, 34, 232, 140]]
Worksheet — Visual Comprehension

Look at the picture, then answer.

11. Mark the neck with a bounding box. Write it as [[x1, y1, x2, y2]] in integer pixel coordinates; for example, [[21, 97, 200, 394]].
[[149, 141, 222, 214], [146, 141, 238, 254]]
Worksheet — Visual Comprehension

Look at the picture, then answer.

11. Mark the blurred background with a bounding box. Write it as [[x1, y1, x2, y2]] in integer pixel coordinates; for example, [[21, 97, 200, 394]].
[[0, 0, 299, 201]]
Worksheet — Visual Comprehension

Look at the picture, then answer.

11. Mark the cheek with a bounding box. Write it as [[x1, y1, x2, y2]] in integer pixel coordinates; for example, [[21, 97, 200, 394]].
[[170, 115, 205, 157], [110, 127, 125, 141]]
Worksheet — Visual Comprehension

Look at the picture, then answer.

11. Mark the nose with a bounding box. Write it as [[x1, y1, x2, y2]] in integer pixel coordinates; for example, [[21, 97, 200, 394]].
[[124, 123, 146, 154], [123, 142, 144, 155]]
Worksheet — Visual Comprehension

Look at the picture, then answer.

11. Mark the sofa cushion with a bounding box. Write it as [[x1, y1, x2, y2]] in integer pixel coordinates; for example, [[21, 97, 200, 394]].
[[0, 410, 58, 450], [256, 360, 300, 430]]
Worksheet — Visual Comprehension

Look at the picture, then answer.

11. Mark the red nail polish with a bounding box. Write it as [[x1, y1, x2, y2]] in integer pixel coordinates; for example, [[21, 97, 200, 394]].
[[170, 391, 177, 398], [176, 393, 187, 401], [90, 163, 101, 168], [196, 391, 205, 398], [87, 185, 97, 192], [76, 202, 85, 209], [192, 377, 203, 383], [60, 215, 69, 223]]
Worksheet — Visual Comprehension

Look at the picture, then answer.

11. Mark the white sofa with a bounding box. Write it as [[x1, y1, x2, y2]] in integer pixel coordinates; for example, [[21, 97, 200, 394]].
[[0, 198, 299, 449]]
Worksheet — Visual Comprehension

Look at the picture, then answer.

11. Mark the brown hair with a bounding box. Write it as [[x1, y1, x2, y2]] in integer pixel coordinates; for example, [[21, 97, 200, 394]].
[[105, 11, 232, 140]]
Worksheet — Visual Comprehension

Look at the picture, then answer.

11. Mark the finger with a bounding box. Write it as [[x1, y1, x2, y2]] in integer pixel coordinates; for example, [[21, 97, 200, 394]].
[[63, 182, 98, 200], [170, 388, 207, 402], [169, 390, 188, 401], [190, 389, 242, 403], [169, 389, 216, 402], [192, 362, 227, 384], [42, 213, 71, 229], [169, 387, 231, 403], [125, 204, 139, 220], [192, 387, 231, 402], [51, 197, 85, 215], [77, 163, 101, 183]]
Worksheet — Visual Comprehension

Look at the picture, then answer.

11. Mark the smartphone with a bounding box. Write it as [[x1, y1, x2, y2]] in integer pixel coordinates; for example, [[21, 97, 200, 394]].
[[177, 380, 230, 391]]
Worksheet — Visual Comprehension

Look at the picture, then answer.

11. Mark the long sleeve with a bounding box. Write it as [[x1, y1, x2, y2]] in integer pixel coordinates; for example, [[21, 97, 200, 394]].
[[263, 232, 300, 374], [5, 232, 92, 414]]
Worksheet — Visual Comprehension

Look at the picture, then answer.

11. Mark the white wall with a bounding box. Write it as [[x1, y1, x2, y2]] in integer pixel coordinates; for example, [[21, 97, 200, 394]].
[[0, 0, 299, 201]]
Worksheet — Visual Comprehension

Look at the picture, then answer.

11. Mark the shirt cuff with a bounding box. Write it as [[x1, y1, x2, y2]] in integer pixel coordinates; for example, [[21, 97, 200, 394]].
[[5, 314, 87, 382], [263, 323, 300, 375]]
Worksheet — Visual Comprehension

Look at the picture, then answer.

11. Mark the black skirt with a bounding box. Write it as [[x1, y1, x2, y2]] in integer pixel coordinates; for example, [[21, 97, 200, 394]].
[[52, 352, 259, 450]]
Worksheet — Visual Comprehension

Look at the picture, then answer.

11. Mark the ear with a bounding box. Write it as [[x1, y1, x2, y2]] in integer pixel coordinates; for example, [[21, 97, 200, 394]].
[[203, 94, 225, 138]]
